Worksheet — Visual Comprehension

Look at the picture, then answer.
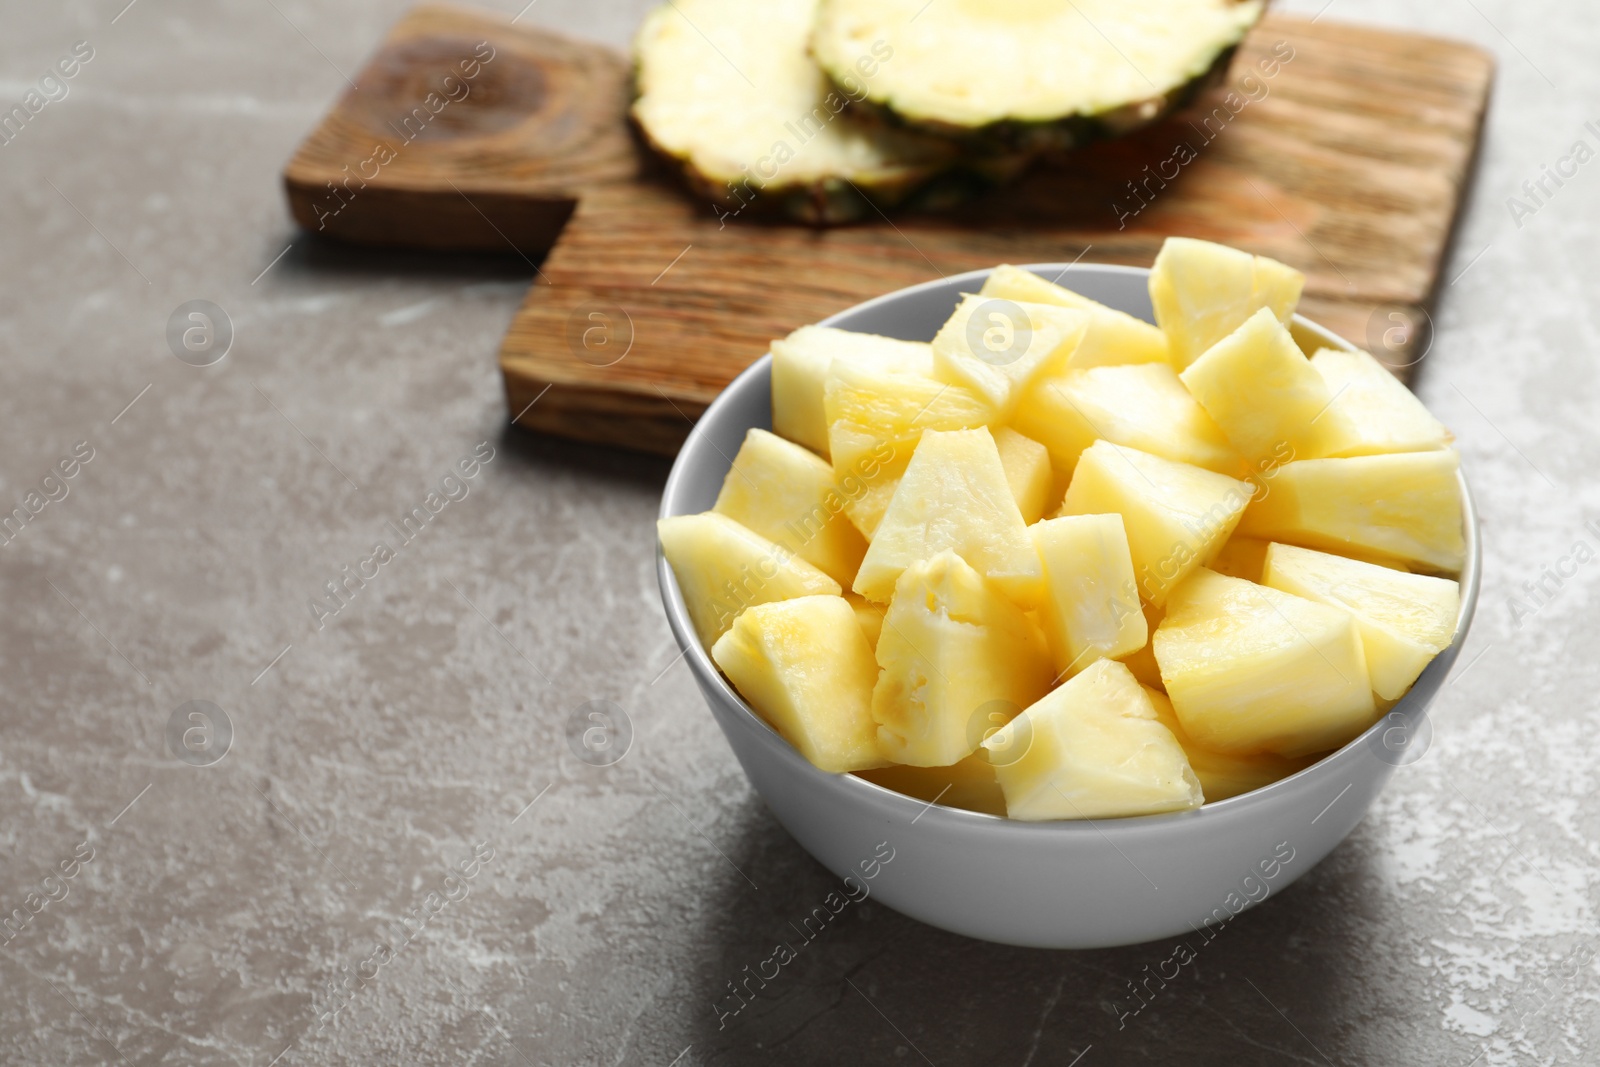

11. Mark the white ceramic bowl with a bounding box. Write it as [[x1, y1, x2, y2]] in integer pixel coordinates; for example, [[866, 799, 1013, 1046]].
[[657, 264, 1480, 949]]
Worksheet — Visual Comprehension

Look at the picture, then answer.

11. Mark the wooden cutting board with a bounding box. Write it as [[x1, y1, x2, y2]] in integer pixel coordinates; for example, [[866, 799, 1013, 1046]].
[[285, 4, 1494, 456]]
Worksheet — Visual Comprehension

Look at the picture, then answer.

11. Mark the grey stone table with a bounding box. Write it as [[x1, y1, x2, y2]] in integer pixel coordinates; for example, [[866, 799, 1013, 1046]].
[[0, 0, 1594, 1063]]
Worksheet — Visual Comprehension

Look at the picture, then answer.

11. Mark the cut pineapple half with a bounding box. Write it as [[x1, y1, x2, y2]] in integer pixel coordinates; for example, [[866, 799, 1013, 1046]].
[[872, 550, 1052, 767], [714, 428, 868, 587], [711, 595, 886, 772], [771, 325, 933, 458], [1059, 441, 1252, 608], [658, 512, 840, 648], [1239, 451, 1466, 572], [1262, 543, 1460, 700], [1011, 363, 1240, 479], [1032, 514, 1147, 678], [981, 659, 1202, 821], [854, 752, 1006, 816], [855, 428, 1043, 605], [1153, 568, 1376, 757], [824, 361, 993, 538], [632, 0, 959, 223], [1150, 237, 1305, 369], [811, 0, 1263, 148], [1145, 687, 1315, 802], [931, 295, 1088, 419], [1309, 347, 1455, 457], [979, 265, 1170, 367], [993, 427, 1055, 525]]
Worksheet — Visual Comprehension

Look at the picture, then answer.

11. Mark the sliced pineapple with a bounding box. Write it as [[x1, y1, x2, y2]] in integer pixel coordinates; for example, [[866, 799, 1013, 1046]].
[[824, 361, 993, 538], [1032, 514, 1147, 678], [854, 752, 1005, 816], [930, 295, 1088, 419], [872, 550, 1052, 767], [771, 325, 933, 458], [1238, 451, 1466, 572], [1149, 237, 1305, 369], [1144, 687, 1315, 802], [979, 264, 1169, 367], [1011, 363, 1240, 478], [1207, 535, 1272, 583], [1262, 543, 1460, 700], [658, 512, 840, 648], [993, 427, 1055, 525], [1180, 307, 1355, 468], [1153, 568, 1376, 757], [844, 592, 885, 650], [711, 595, 886, 772], [1058, 441, 1252, 608], [981, 659, 1202, 821], [854, 428, 1043, 605], [1117, 605, 1166, 691], [1309, 347, 1455, 457], [713, 428, 867, 587]]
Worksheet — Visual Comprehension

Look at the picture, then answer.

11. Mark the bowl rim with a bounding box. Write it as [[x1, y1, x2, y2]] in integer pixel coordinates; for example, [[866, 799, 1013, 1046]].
[[656, 261, 1482, 836]]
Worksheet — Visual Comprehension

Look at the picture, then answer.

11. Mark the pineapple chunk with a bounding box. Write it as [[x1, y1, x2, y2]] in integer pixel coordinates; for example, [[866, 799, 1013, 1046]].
[[854, 752, 1005, 816], [981, 659, 1202, 820], [1011, 363, 1240, 478], [713, 428, 868, 587], [1149, 237, 1305, 369], [1145, 687, 1314, 801], [711, 595, 886, 773], [771, 325, 933, 458], [872, 551, 1052, 766], [1153, 568, 1376, 757], [824, 361, 992, 538], [844, 592, 885, 650], [931, 294, 1088, 418], [1239, 451, 1465, 572], [1309, 347, 1454, 456], [658, 512, 840, 648], [978, 264, 1170, 368], [1059, 441, 1252, 608], [854, 428, 1043, 605], [1208, 535, 1272, 583], [1180, 307, 1354, 468], [1032, 514, 1147, 678], [993, 427, 1054, 524], [1117, 605, 1166, 690], [1262, 543, 1460, 700]]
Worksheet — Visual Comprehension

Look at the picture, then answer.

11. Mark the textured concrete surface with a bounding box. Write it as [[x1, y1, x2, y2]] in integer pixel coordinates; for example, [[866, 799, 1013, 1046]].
[[0, 0, 1596, 1064]]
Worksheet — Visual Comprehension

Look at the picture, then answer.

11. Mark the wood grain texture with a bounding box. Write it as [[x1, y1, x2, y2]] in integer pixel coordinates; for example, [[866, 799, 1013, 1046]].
[[283, 3, 636, 252]]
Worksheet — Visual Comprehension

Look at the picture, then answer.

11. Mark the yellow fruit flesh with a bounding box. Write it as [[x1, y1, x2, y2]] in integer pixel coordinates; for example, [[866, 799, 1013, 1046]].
[[771, 325, 935, 459], [1239, 451, 1466, 572], [931, 294, 1088, 419], [1207, 535, 1272, 583], [1309, 347, 1454, 457], [1262, 542, 1459, 700], [1153, 568, 1376, 757], [711, 595, 886, 773], [982, 659, 1202, 820], [1149, 236, 1305, 370], [1145, 687, 1315, 801], [854, 428, 1043, 605], [845, 592, 885, 650], [1059, 441, 1252, 608], [993, 426, 1055, 524], [872, 551, 1053, 767], [713, 428, 867, 587], [854, 752, 1005, 816], [978, 264, 1170, 368], [1031, 514, 1147, 678]]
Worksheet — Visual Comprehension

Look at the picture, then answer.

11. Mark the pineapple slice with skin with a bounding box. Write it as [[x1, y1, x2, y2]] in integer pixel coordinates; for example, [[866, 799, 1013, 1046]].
[[771, 325, 933, 458], [872, 550, 1053, 767], [993, 427, 1054, 525], [658, 512, 840, 649], [713, 428, 867, 587], [931, 294, 1089, 419], [854, 751, 1005, 816], [1032, 514, 1147, 679], [1059, 441, 1252, 608], [981, 659, 1203, 821], [711, 595, 887, 773], [1150, 237, 1305, 370], [1262, 543, 1460, 700], [844, 592, 885, 650], [979, 264, 1170, 368], [1208, 535, 1272, 583], [1309, 347, 1454, 457], [1145, 686, 1316, 802], [1011, 363, 1240, 479], [824, 361, 993, 539], [1154, 568, 1376, 757], [1180, 307, 1356, 469], [854, 428, 1043, 605], [1238, 450, 1466, 572]]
